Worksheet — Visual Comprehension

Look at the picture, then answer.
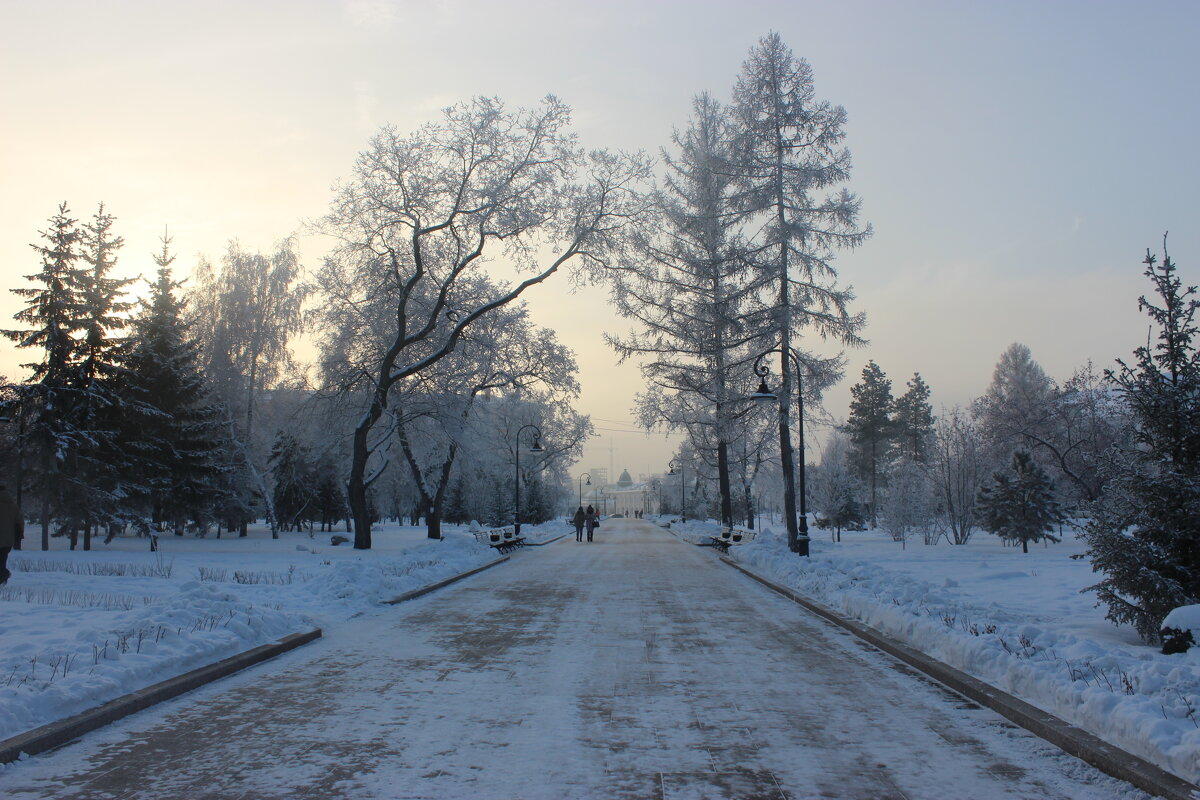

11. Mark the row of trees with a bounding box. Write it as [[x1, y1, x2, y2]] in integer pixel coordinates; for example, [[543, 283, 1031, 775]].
[[3, 199, 588, 546], [806, 243, 1198, 642]]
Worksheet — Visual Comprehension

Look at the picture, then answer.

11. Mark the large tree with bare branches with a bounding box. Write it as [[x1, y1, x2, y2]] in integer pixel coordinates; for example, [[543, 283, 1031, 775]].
[[316, 95, 646, 548]]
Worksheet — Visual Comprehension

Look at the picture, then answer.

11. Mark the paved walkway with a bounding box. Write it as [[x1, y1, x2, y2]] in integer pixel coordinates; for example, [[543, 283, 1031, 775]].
[[2, 520, 1144, 799]]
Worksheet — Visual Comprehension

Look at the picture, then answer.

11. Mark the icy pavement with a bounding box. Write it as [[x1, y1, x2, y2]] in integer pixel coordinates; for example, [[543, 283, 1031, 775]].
[[0, 520, 1148, 799]]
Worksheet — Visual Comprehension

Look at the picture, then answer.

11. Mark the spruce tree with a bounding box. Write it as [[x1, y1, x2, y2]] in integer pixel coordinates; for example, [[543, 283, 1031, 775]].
[[1083, 241, 1200, 641], [72, 204, 135, 547], [845, 360, 894, 524], [119, 234, 229, 534], [269, 429, 313, 532], [3, 204, 85, 549], [976, 450, 1061, 553]]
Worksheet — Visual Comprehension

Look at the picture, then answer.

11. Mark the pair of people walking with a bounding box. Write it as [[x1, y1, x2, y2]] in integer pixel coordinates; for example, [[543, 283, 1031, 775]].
[[571, 505, 599, 542]]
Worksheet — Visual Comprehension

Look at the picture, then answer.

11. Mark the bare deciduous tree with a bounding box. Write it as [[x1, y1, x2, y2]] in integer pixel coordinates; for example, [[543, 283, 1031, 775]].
[[315, 96, 647, 548]]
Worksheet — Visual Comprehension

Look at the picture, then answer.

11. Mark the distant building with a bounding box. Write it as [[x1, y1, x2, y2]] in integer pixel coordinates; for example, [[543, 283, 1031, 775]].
[[583, 468, 657, 516]]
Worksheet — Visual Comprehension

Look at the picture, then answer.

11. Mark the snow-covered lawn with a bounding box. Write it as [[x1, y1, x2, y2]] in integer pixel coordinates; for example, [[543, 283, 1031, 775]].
[[0, 520, 565, 745], [673, 518, 1200, 785]]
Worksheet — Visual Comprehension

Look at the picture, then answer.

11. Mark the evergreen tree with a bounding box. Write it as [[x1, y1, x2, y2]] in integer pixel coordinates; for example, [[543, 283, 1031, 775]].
[[3, 204, 85, 549], [70, 204, 135, 547], [893, 373, 934, 463], [976, 450, 1061, 553], [120, 234, 228, 534], [269, 430, 313, 532], [845, 360, 894, 524], [1083, 242, 1200, 641]]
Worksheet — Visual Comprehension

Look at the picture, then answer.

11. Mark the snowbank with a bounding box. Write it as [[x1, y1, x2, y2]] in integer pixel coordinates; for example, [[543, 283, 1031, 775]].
[[729, 525, 1200, 784], [0, 520, 530, 743]]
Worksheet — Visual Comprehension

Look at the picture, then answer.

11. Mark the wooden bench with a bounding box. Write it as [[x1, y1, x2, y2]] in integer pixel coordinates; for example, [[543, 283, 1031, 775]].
[[473, 526, 526, 554], [708, 526, 757, 553]]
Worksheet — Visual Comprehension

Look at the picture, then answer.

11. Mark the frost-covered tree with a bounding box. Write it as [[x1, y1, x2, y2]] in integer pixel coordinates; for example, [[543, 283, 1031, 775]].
[[973, 343, 1055, 468], [188, 239, 307, 536], [607, 93, 773, 529], [845, 361, 894, 524], [730, 32, 870, 551], [4, 204, 84, 549], [393, 300, 581, 539], [930, 406, 985, 545], [976, 450, 1062, 553], [315, 96, 646, 548], [1083, 241, 1200, 641], [809, 431, 863, 542], [882, 456, 938, 548]]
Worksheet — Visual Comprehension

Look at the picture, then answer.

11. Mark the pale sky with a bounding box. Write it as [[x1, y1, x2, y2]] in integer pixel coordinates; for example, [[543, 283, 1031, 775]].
[[2, 0, 1197, 480]]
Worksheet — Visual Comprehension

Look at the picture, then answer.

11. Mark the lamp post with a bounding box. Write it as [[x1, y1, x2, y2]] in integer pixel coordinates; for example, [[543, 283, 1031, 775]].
[[577, 472, 591, 508], [668, 457, 685, 522], [513, 424, 544, 535], [751, 348, 810, 556]]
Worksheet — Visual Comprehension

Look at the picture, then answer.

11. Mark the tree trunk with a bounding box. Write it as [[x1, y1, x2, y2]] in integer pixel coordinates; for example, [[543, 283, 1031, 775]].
[[348, 396, 385, 549], [717, 438, 733, 528]]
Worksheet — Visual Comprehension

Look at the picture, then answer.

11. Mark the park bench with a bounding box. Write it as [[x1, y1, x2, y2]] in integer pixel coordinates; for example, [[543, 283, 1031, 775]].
[[708, 526, 757, 553], [473, 526, 525, 554]]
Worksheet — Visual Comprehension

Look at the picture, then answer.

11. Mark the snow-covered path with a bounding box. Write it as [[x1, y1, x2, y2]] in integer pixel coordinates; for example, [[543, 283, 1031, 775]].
[[2, 520, 1145, 799]]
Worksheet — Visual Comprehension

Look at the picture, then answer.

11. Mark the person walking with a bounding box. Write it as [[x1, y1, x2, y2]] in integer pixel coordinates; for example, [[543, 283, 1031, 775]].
[[585, 504, 597, 542], [572, 506, 586, 542], [0, 483, 23, 586]]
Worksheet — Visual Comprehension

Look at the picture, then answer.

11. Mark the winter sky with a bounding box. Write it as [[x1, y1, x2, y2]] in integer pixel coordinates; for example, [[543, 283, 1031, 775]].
[[1, 0, 1197, 478]]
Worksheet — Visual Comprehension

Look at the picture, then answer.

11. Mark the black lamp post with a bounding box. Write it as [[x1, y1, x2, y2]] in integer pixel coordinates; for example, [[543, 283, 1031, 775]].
[[577, 472, 591, 508], [668, 457, 685, 522], [751, 348, 810, 556], [513, 424, 544, 535]]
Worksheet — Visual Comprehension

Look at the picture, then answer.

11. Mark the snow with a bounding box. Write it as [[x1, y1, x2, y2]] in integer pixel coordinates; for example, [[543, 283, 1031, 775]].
[[0, 520, 564, 745], [1163, 605, 1200, 638], [702, 519, 1200, 785]]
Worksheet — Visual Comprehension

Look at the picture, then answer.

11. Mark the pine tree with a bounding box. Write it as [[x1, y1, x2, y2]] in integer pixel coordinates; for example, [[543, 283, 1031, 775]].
[[120, 234, 229, 534], [894, 373, 934, 463], [845, 360, 894, 524], [976, 450, 1061, 553], [3, 204, 85, 550], [1083, 241, 1200, 641]]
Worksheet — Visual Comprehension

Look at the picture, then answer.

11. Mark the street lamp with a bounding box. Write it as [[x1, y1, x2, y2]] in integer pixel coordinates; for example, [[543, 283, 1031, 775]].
[[577, 472, 591, 508], [668, 457, 686, 522], [513, 424, 544, 535], [751, 348, 810, 556]]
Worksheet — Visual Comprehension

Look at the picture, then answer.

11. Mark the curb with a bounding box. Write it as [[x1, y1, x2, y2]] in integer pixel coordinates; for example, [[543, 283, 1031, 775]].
[[385, 556, 510, 604], [721, 557, 1200, 800], [525, 534, 569, 547], [0, 628, 322, 765]]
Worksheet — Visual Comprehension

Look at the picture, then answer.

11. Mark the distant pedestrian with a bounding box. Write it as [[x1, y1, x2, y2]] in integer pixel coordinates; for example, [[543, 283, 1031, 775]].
[[0, 483, 23, 585], [585, 505, 598, 542], [572, 506, 586, 542]]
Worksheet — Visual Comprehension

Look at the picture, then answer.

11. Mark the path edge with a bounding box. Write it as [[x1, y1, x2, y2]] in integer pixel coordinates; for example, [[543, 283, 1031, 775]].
[[720, 556, 1200, 800], [0, 628, 322, 765], [384, 555, 510, 604]]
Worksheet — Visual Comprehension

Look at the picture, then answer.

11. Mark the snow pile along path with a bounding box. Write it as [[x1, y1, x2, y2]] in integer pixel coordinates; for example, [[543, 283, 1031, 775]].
[[0, 523, 512, 743], [730, 530, 1200, 784]]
